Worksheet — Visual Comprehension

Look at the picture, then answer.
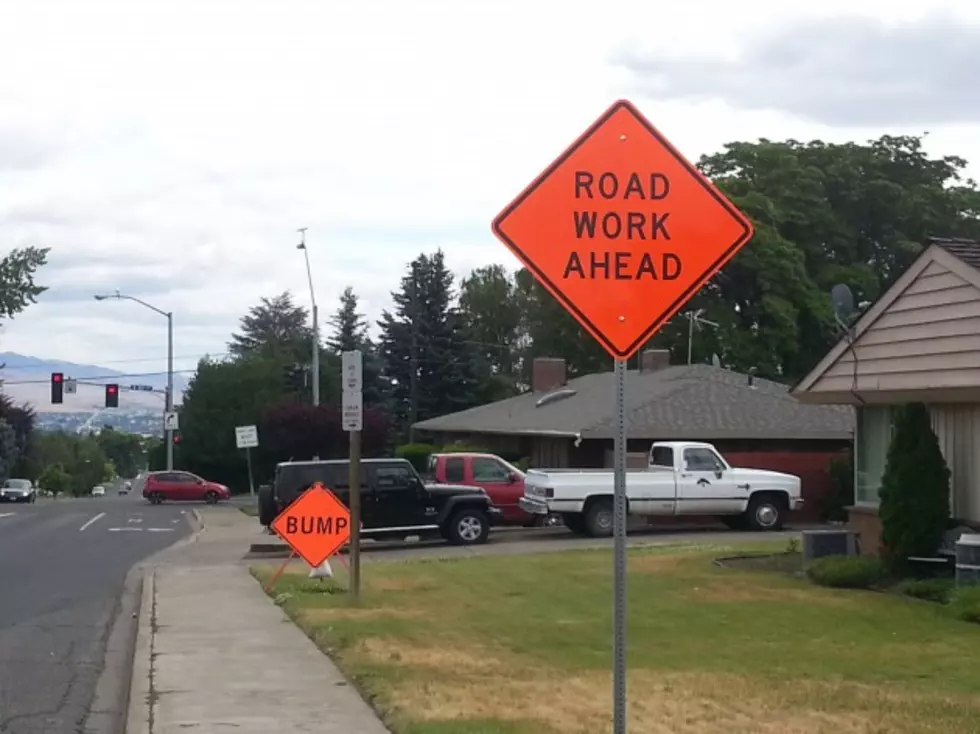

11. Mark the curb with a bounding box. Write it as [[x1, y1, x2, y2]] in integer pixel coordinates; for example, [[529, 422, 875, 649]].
[[125, 571, 155, 734], [248, 543, 290, 554]]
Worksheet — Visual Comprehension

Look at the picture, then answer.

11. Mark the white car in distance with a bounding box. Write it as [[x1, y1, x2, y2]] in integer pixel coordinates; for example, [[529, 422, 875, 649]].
[[91, 485, 106, 497]]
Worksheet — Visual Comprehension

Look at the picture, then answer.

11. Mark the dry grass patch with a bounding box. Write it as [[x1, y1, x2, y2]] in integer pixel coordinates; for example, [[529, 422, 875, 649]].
[[256, 544, 980, 734]]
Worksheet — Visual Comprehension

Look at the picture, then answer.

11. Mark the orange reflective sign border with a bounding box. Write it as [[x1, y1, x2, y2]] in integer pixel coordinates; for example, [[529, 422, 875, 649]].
[[270, 483, 352, 568], [492, 99, 753, 360]]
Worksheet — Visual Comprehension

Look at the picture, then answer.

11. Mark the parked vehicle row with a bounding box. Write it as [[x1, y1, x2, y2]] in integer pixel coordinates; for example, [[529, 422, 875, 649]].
[[251, 442, 802, 549]]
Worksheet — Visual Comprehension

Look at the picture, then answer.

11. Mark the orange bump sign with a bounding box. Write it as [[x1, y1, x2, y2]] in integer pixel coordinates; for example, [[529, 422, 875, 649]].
[[271, 482, 351, 568], [492, 99, 754, 360]]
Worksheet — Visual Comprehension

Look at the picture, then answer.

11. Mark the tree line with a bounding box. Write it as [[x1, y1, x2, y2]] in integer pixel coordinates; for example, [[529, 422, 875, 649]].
[[162, 133, 980, 491]]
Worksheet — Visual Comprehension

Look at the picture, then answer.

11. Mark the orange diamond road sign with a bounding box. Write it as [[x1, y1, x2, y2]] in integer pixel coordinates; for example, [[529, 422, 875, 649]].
[[492, 99, 754, 360], [271, 482, 351, 568]]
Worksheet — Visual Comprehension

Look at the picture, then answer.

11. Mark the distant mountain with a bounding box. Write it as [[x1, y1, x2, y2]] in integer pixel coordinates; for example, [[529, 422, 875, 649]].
[[0, 352, 189, 413]]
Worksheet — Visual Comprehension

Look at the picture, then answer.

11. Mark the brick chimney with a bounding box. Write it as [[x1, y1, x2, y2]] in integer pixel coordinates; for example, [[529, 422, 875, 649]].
[[640, 349, 671, 372], [531, 357, 567, 392]]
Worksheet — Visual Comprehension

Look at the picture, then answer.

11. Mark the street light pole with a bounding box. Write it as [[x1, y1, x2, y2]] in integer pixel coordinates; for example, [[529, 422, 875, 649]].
[[94, 291, 175, 470], [297, 228, 319, 407]]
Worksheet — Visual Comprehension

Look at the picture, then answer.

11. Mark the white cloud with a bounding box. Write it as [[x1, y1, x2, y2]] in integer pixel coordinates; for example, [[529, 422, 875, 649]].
[[1, 0, 979, 377]]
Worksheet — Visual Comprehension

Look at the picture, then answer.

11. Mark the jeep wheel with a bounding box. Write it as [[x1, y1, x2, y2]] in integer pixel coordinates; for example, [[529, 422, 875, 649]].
[[257, 485, 277, 527], [446, 508, 490, 546], [584, 499, 614, 538], [745, 494, 785, 531]]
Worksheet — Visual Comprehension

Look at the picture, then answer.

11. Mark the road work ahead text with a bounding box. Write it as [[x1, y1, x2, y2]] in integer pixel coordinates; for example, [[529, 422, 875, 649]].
[[564, 171, 680, 281]]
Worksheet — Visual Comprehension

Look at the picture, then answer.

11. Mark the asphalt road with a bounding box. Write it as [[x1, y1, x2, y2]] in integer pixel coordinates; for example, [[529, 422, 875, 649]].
[[0, 490, 191, 734]]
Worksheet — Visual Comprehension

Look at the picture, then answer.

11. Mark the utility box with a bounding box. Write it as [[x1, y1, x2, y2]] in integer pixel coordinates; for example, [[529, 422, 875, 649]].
[[802, 529, 858, 562]]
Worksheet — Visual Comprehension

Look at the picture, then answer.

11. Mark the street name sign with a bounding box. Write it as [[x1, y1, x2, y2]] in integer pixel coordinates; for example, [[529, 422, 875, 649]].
[[491, 99, 753, 360], [342, 350, 363, 394], [235, 424, 259, 449], [271, 483, 352, 568]]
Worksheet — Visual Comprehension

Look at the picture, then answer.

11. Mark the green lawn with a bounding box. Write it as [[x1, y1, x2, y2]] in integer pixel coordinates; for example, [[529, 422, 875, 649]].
[[254, 542, 980, 734]]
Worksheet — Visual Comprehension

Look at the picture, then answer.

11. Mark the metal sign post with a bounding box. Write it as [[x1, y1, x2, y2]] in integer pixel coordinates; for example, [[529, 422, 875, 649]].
[[342, 350, 363, 601], [490, 99, 755, 734], [612, 359, 628, 732]]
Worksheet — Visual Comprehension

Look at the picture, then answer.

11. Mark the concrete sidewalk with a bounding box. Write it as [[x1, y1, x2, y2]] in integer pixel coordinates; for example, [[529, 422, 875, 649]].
[[127, 512, 390, 733]]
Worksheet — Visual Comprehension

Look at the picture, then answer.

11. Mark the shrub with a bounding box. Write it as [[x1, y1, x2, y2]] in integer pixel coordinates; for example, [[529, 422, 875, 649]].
[[394, 443, 435, 473], [897, 577, 954, 604], [948, 586, 980, 624], [879, 403, 951, 570], [821, 453, 854, 522], [806, 555, 886, 589]]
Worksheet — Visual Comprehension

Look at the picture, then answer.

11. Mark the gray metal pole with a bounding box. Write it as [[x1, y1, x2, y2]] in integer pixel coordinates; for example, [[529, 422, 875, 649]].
[[613, 358, 628, 733], [312, 304, 320, 407], [166, 312, 174, 471], [687, 311, 694, 365], [349, 429, 361, 601]]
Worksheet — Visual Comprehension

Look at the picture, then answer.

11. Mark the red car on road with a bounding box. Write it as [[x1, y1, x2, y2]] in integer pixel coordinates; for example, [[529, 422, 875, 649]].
[[142, 471, 232, 505]]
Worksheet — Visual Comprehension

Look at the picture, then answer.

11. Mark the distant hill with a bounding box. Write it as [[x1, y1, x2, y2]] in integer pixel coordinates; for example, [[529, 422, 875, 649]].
[[0, 352, 189, 413]]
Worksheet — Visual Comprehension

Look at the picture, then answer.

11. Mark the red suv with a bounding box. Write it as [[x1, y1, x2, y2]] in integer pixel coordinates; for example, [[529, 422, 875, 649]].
[[142, 471, 232, 505]]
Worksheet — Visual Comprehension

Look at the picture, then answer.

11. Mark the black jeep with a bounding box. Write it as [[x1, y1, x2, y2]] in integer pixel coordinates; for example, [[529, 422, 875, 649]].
[[257, 457, 502, 546]]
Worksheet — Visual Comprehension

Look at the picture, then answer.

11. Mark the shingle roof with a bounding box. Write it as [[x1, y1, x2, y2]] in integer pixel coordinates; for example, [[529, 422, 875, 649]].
[[413, 364, 854, 440], [929, 237, 980, 270]]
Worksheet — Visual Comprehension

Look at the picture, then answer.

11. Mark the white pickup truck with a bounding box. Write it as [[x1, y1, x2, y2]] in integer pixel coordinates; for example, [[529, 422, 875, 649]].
[[518, 441, 803, 537]]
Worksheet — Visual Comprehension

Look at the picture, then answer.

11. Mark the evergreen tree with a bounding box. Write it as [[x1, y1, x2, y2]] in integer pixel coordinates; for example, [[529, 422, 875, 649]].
[[378, 251, 479, 437], [228, 291, 314, 363], [878, 403, 951, 568], [327, 286, 388, 407]]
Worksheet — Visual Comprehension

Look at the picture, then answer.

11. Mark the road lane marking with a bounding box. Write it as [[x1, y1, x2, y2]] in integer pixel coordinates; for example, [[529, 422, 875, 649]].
[[79, 512, 106, 532], [108, 527, 142, 532], [0, 512, 15, 519], [147, 528, 175, 532], [127, 517, 143, 523]]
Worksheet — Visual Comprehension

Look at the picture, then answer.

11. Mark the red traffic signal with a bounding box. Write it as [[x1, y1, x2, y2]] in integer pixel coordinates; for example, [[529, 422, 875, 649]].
[[51, 372, 64, 404], [105, 383, 119, 408]]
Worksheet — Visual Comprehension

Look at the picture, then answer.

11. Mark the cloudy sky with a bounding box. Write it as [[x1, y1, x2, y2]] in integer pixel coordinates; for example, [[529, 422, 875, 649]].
[[1, 0, 978, 379]]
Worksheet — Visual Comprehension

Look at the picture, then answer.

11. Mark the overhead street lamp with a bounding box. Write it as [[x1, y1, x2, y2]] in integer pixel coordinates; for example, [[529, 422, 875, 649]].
[[296, 227, 319, 407], [94, 291, 175, 470]]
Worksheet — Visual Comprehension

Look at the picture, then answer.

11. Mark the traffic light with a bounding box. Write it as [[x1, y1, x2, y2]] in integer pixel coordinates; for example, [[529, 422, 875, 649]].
[[51, 372, 64, 404], [105, 383, 119, 408], [173, 432, 181, 445]]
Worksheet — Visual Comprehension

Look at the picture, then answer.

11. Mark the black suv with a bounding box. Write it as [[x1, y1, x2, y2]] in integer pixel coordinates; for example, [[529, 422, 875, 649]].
[[257, 458, 502, 546]]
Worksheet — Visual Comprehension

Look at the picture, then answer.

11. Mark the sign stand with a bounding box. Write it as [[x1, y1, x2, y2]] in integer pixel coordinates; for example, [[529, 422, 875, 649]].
[[348, 430, 361, 601], [342, 350, 364, 602], [612, 359, 628, 731], [245, 446, 255, 496], [490, 99, 754, 734]]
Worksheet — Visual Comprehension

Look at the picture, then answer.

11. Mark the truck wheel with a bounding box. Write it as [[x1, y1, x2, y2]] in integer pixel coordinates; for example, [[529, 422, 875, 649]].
[[257, 485, 277, 527], [446, 508, 490, 545], [746, 494, 785, 531], [563, 513, 588, 535], [584, 499, 614, 538]]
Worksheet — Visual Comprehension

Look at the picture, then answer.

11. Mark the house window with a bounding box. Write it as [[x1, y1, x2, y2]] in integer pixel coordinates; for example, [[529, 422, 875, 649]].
[[855, 406, 895, 505]]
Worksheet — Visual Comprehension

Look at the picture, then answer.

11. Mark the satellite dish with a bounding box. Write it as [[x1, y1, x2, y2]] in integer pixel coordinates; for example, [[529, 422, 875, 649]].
[[830, 284, 855, 319], [711, 353, 722, 368]]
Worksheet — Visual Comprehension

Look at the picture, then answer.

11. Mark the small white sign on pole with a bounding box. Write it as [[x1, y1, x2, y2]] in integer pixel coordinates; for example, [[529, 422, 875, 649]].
[[342, 350, 363, 394], [65, 378, 77, 394], [342, 391, 363, 432], [235, 425, 259, 449], [164, 412, 179, 431]]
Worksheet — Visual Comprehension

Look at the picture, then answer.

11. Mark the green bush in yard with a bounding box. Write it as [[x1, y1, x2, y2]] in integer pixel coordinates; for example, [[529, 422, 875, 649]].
[[878, 403, 951, 570], [806, 555, 886, 589], [897, 578, 954, 604], [948, 586, 980, 624], [394, 443, 434, 473]]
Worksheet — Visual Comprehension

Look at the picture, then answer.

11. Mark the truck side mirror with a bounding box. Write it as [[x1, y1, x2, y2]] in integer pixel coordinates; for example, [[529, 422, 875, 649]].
[[508, 472, 518, 484], [714, 469, 724, 480]]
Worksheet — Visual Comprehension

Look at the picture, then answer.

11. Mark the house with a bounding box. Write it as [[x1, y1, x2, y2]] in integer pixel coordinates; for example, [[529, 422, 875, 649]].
[[413, 349, 854, 520], [792, 237, 980, 553]]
